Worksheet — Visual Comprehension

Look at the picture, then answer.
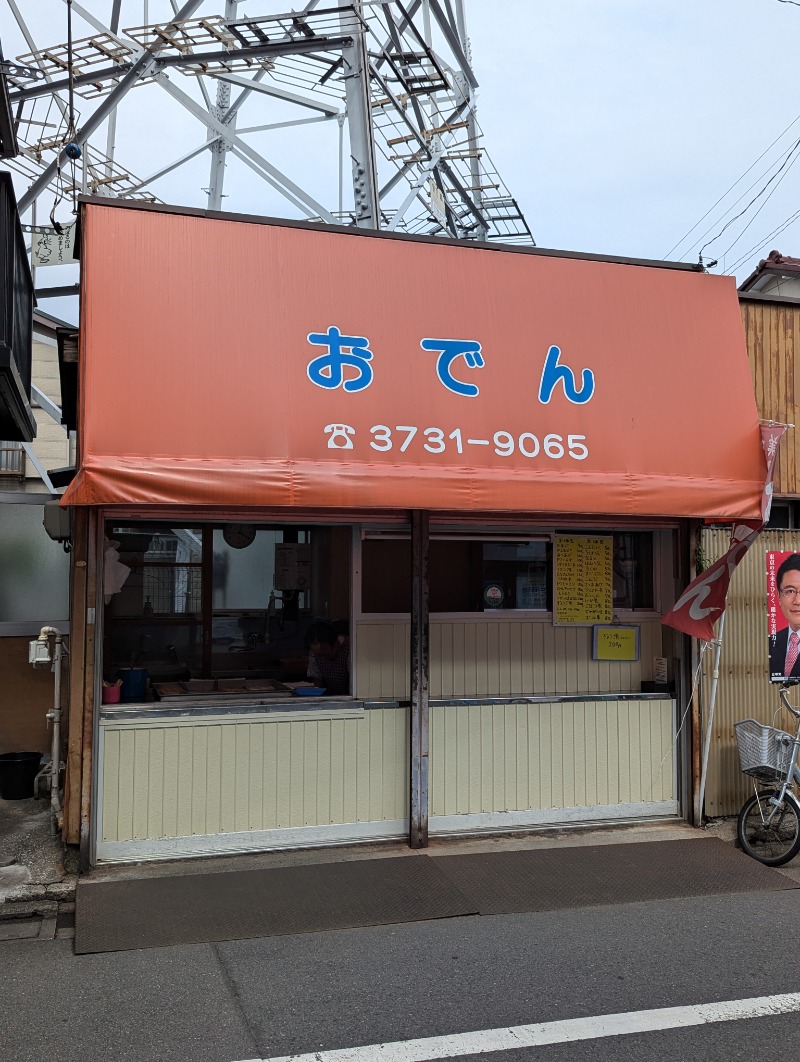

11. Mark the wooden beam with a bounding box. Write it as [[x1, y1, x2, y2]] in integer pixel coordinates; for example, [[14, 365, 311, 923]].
[[409, 509, 430, 848]]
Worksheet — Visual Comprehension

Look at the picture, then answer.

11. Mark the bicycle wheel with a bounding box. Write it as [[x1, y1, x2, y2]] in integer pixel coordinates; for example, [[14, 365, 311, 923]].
[[737, 788, 800, 866]]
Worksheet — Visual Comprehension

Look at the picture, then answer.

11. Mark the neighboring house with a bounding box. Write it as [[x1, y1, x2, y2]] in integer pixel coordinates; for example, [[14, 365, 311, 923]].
[[702, 251, 800, 816], [0, 308, 73, 757], [739, 249, 800, 300]]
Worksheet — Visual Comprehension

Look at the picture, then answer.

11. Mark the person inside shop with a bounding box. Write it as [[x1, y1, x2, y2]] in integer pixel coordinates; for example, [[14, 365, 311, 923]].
[[770, 553, 800, 680], [305, 620, 350, 694]]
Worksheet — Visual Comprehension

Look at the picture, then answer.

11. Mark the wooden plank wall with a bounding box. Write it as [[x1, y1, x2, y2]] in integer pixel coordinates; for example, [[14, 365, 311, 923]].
[[700, 298, 800, 816], [741, 298, 800, 494], [701, 528, 800, 817]]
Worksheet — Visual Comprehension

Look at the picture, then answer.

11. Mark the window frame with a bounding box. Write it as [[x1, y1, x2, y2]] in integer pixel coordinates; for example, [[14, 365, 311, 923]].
[[355, 525, 667, 622]]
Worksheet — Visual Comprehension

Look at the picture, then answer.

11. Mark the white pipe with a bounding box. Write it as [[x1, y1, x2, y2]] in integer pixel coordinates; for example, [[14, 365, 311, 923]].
[[698, 611, 726, 819], [37, 627, 65, 836]]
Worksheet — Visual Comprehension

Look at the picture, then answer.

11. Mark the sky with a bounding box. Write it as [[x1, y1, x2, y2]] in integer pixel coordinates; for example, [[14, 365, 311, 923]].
[[5, 0, 800, 324]]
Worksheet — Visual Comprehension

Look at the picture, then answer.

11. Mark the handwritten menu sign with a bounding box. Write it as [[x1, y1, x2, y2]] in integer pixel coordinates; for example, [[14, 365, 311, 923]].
[[592, 625, 639, 661], [554, 535, 613, 625], [274, 543, 311, 590]]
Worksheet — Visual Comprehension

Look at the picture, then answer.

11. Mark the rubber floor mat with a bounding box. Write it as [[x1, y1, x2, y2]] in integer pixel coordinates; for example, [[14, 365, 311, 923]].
[[433, 837, 798, 915], [75, 854, 477, 954]]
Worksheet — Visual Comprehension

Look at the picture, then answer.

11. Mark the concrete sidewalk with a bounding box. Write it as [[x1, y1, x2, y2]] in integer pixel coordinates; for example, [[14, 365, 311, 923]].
[[3, 794, 799, 930], [0, 796, 78, 919]]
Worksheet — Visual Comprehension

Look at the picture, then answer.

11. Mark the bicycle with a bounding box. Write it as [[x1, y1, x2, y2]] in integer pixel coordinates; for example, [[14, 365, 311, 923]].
[[734, 680, 800, 866]]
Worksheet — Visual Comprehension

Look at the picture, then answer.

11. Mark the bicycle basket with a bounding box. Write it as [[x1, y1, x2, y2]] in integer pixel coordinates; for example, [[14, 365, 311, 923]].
[[734, 719, 795, 784]]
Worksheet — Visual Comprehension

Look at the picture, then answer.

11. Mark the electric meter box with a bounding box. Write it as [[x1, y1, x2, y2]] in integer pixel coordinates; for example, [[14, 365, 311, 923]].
[[29, 639, 52, 667]]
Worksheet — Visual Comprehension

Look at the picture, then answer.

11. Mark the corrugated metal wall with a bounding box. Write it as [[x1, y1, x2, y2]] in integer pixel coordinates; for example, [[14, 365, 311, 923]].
[[99, 708, 409, 843], [356, 620, 664, 700], [429, 699, 675, 816], [741, 298, 800, 495], [701, 528, 800, 816]]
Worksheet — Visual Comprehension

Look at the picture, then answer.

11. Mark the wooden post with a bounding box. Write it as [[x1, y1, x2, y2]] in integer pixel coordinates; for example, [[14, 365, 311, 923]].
[[409, 509, 430, 848]]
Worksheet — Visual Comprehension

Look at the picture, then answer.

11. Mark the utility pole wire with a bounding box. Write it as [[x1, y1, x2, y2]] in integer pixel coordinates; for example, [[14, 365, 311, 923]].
[[724, 207, 800, 276], [698, 136, 800, 257], [716, 146, 800, 264], [664, 114, 800, 260]]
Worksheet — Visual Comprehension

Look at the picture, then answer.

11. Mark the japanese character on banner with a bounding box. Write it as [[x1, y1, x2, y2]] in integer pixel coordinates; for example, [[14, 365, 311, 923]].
[[420, 338, 485, 397], [307, 326, 373, 393], [661, 424, 788, 641]]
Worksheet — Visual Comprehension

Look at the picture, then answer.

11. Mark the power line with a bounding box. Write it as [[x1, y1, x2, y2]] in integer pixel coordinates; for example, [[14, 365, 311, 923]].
[[716, 142, 800, 264], [724, 207, 800, 276], [663, 113, 800, 260], [698, 135, 800, 258], [677, 143, 798, 261]]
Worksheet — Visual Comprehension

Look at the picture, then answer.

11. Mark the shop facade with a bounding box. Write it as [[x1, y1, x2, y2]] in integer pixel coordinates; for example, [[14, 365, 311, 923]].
[[60, 199, 766, 865]]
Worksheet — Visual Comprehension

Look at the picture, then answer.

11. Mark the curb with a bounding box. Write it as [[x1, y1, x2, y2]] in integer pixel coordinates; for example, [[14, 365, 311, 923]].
[[0, 877, 78, 920]]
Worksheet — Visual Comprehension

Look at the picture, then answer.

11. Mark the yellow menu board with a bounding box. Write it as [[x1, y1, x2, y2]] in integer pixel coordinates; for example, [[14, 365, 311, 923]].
[[554, 534, 613, 625]]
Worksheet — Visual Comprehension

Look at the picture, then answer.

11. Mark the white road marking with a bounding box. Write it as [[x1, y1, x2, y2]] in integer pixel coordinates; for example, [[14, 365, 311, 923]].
[[252, 993, 800, 1062]]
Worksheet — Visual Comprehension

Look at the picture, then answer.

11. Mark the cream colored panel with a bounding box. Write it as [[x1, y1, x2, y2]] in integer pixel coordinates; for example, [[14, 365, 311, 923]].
[[102, 729, 120, 843], [220, 724, 237, 833], [100, 709, 409, 843], [358, 620, 662, 700], [205, 726, 222, 836], [356, 624, 410, 698], [429, 699, 674, 816], [162, 728, 179, 838], [117, 730, 135, 842]]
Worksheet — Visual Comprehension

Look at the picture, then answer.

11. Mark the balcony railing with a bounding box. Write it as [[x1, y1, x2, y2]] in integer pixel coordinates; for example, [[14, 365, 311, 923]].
[[0, 442, 25, 477]]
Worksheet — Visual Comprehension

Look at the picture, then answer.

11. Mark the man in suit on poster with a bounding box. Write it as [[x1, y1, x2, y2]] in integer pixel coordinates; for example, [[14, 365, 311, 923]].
[[770, 553, 800, 680]]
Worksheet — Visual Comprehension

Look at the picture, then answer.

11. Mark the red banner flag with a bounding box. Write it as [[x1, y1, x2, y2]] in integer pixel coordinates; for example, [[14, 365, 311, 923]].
[[661, 424, 787, 641]]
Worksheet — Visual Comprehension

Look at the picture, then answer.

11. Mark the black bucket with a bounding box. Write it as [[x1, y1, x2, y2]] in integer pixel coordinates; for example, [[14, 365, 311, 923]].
[[0, 752, 42, 800]]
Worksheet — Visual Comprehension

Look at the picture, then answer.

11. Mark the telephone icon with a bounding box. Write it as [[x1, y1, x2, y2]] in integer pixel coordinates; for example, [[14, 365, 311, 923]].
[[325, 423, 355, 449]]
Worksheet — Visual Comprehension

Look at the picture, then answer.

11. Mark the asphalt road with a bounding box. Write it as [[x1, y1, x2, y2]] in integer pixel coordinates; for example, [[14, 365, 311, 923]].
[[4, 889, 800, 1061]]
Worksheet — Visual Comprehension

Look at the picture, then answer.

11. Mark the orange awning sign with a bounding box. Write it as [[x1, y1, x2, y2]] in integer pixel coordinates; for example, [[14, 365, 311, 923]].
[[307, 328, 595, 460], [63, 202, 766, 518]]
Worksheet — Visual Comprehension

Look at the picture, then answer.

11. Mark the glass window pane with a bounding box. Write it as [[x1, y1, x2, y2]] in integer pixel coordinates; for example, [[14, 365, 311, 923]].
[[362, 537, 553, 613], [481, 541, 551, 611], [362, 539, 411, 613], [0, 503, 69, 622], [108, 526, 203, 618], [213, 529, 281, 610]]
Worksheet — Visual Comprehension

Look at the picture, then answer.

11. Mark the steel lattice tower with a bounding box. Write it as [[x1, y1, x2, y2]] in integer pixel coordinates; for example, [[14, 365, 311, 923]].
[[2, 0, 533, 306]]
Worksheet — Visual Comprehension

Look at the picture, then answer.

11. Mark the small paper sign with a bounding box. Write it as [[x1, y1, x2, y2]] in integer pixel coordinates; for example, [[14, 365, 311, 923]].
[[592, 625, 639, 661], [654, 656, 668, 684], [31, 224, 77, 267]]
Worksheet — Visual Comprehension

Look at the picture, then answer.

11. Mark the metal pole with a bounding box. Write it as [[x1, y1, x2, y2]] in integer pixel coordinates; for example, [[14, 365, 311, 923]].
[[206, 0, 238, 210], [49, 635, 63, 837], [341, 0, 380, 227], [698, 611, 726, 820], [409, 509, 430, 848], [454, 0, 487, 240]]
